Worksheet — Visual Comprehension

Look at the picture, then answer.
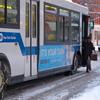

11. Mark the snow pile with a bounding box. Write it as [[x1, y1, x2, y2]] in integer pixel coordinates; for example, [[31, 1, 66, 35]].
[[70, 85, 100, 100]]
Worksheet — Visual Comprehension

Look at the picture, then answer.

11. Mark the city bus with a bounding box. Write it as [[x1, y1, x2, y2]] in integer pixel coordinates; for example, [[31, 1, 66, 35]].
[[0, 0, 89, 99]]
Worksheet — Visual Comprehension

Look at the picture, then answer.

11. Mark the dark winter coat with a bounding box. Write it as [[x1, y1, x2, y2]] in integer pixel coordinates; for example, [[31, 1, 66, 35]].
[[82, 39, 94, 65], [84, 41, 94, 56]]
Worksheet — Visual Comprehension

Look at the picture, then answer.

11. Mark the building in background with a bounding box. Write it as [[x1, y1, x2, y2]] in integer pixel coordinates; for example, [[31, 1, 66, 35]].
[[72, 0, 100, 24]]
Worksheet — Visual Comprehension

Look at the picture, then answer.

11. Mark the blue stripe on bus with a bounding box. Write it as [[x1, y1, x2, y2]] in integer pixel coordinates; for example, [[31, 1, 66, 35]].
[[38, 45, 80, 72], [39, 45, 71, 71], [0, 32, 37, 56]]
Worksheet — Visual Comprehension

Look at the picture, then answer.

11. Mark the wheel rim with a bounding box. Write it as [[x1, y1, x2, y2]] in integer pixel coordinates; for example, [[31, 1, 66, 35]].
[[0, 70, 4, 92]]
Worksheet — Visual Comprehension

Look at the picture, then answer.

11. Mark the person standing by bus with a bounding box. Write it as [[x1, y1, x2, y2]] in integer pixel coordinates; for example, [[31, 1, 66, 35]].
[[82, 36, 95, 73]]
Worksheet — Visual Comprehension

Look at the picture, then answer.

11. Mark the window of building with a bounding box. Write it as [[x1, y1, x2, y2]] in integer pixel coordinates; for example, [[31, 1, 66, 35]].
[[71, 12, 80, 43], [0, 0, 19, 28]]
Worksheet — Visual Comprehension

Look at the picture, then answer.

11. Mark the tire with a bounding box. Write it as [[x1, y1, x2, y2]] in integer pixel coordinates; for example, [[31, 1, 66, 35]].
[[0, 61, 8, 100], [0, 68, 5, 100], [0, 88, 4, 100], [71, 55, 79, 74]]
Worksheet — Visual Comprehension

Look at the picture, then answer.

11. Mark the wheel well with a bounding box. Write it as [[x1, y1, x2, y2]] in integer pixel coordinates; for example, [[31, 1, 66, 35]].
[[0, 53, 11, 82]]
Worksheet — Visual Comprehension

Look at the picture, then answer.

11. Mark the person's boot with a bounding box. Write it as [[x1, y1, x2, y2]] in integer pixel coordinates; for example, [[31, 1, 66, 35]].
[[86, 70, 89, 73], [86, 68, 89, 73]]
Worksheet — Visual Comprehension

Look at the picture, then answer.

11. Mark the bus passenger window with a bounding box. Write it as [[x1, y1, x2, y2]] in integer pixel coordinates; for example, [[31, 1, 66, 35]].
[[59, 9, 70, 43], [45, 13, 57, 42], [0, 0, 19, 28], [26, 2, 29, 37], [71, 12, 80, 43], [58, 16, 64, 42], [0, 0, 5, 24], [32, 5, 36, 38], [64, 17, 69, 41], [7, 0, 18, 24]]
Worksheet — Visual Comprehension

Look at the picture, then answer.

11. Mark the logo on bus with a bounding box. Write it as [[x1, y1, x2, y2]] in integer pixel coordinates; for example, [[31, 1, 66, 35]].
[[0, 33, 3, 42]]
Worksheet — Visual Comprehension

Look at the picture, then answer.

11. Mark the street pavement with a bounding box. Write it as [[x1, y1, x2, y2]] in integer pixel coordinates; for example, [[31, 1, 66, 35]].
[[4, 52, 100, 100]]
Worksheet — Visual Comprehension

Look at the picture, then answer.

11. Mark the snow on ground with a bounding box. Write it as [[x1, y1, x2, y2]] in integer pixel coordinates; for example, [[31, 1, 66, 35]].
[[70, 73, 100, 100], [5, 53, 100, 100], [70, 56, 100, 100], [5, 71, 86, 100], [70, 85, 100, 100], [5, 85, 56, 100], [41, 89, 68, 100]]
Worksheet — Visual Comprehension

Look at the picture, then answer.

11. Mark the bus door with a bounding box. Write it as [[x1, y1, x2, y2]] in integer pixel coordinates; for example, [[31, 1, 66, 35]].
[[25, 0, 38, 77], [82, 15, 89, 65], [82, 15, 89, 38]]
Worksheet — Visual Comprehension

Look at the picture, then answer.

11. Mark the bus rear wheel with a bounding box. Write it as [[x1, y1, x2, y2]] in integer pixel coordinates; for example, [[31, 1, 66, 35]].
[[0, 69, 5, 100], [71, 55, 79, 74]]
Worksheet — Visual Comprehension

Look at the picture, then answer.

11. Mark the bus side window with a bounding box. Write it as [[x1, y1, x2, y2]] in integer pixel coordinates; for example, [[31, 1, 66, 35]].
[[0, 0, 5, 24], [45, 13, 57, 42], [71, 12, 80, 43], [25, 2, 30, 37], [45, 22, 52, 34], [0, 0, 19, 28], [7, 0, 18, 24], [32, 5, 37, 38]]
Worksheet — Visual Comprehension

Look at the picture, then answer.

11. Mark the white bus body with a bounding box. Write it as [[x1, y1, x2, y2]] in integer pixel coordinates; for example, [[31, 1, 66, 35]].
[[0, 0, 88, 84]]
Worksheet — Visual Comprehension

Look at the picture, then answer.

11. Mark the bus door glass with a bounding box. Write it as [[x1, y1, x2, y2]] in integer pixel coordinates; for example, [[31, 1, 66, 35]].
[[82, 15, 88, 38], [25, 0, 38, 77]]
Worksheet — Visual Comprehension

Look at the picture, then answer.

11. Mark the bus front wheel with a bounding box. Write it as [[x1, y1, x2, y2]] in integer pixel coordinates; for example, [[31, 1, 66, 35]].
[[0, 70, 5, 100], [0, 61, 7, 100]]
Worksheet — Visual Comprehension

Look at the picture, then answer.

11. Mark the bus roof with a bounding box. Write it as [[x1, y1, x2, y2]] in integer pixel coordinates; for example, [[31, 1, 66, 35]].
[[40, 0, 88, 15]]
